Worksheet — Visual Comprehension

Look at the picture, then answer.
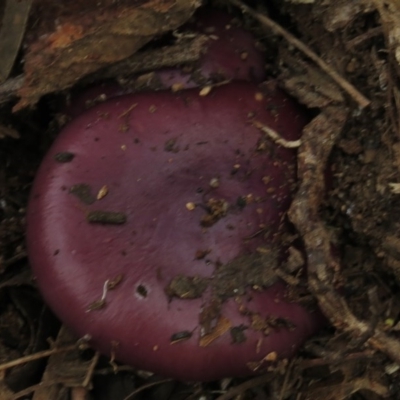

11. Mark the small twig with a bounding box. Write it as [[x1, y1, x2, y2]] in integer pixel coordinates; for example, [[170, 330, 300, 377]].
[[0, 344, 77, 371], [215, 374, 272, 400], [253, 120, 302, 148], [278, 359, 295, 400], [123, 379, 173, 400], [11, 380, 69, 400], [86, 279, 109, 311], [347, 287, 381, 348], [3, 251, 27, 266], [298, 350, 376, 369], [346, 26, 383, 49], [229, 0, 370, 109], [0, 344, 77, 372], [81, 351, 100, 388]]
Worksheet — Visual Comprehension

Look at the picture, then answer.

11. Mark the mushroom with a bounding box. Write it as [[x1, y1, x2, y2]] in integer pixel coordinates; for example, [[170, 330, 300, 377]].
[[27, 81, 322, 381], [64, 8, 266, 119], [156, 8, 266, 89]]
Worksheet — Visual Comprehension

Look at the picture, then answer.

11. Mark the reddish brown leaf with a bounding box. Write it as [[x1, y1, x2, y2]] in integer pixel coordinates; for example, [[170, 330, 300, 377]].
[[14, 0, 199, 110]]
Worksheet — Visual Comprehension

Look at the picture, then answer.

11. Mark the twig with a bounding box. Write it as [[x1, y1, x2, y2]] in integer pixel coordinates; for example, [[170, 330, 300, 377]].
[[11, 380, 70, 400], [3, 251, 27, 266], [252, 120, 302, 148], [229, 0, 370, 109], [0, 344, 77, 372], [0, 35, 208, 105], [81, 351, 100, 388], [278, 360, 295, 400], [346, 26, 383, 49], [298, 350, 376, 369]]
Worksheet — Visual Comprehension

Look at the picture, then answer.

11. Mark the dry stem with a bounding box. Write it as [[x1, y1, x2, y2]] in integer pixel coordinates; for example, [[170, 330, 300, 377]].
[[252, 120, 302, 148]]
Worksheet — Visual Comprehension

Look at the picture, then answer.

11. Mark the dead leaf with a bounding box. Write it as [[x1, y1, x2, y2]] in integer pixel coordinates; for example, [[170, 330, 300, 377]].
[[14, 0, 200, 110], [199, 316, 232, 347]]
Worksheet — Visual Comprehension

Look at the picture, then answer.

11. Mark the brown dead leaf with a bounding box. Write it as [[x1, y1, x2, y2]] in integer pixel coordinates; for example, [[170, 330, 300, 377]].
[[14, 0, 199, 111]]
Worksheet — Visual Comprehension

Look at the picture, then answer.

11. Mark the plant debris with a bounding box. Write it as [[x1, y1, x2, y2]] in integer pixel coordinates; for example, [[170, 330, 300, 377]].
[[86, 210, 127, 225], [69, 183, 96, 205], [200, 198, 230, 227], [165, 275, 209, 299], [3, 0, 400, 398], [54, 151, 75, 163]]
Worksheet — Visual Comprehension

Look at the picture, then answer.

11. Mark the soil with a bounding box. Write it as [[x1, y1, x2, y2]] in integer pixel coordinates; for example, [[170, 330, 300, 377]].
[[1, 0, 400, 399]]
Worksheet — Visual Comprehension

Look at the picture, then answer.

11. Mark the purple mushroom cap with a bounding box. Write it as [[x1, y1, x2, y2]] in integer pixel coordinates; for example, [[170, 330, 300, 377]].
[[156, 9, 266, 89], [27, 82, 321, 381]]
